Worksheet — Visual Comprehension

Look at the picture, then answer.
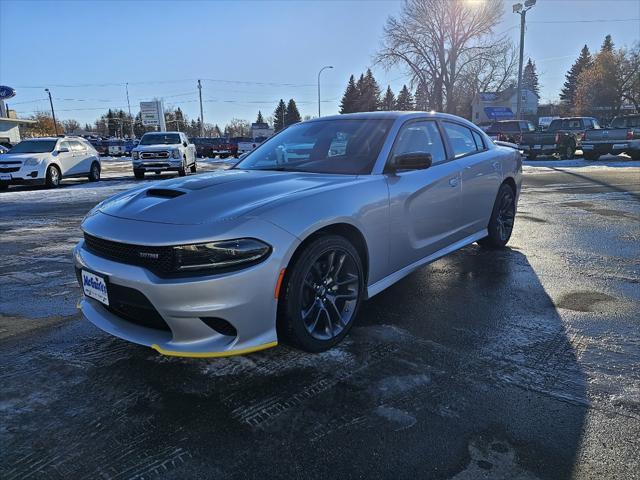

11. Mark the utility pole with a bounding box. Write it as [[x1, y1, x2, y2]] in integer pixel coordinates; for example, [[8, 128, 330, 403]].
[[125, 83, 134, 138], [513, 0, 536, 119], [44, 88, 58, 136], [317, 66, 333, 118], [198, 79, 204, 137]]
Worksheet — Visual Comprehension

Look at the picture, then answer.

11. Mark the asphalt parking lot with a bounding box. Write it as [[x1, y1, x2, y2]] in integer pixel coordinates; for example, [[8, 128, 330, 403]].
[[1, 158, 639, 479]]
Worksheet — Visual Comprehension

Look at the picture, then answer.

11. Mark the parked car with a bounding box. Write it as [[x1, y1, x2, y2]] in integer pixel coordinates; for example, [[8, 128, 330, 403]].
[[88, 137, 108, 156], [485, 120, 536, 144], [131, 132, 196, 179], [0, 136, 101, 189], [107, 139, 127, 157], [581, 114, 640, 160], [191, 137, 230, 158], [519, 117, 600, 160], [236, 137, 259, 155], [74, 112, 521, 357]]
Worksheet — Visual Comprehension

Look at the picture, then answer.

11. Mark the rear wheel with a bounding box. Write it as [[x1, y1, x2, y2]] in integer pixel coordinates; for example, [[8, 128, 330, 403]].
[[478, 183, 516, 249], [45, 165, 61, 188], [190, 160, 197, 173], [88, 161, 100, 182], [278, 235, 364, 352], [134, 169, 145, 180], [630, 151, 640, 161]]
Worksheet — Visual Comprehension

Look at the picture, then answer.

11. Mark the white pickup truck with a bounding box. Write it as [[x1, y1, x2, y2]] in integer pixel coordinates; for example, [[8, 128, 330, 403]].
[[131, 132, 196, 179]]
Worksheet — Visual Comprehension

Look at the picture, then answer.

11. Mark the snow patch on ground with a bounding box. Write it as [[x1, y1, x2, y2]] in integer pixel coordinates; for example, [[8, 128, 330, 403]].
[[523, 158, 640, 170]]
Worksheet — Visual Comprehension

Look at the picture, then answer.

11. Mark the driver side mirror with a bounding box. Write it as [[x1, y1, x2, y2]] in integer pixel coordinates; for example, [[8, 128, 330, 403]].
[[57, 147, 70, 154], [391, 152, 432, 171], [183, 141, 188, 147]]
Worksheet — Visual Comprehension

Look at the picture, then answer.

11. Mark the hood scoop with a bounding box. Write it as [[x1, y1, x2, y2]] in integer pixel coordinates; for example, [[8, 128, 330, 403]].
[[146, 188, 186, 199]]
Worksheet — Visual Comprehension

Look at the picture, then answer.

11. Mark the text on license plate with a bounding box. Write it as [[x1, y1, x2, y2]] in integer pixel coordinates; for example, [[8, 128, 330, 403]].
[[81, 270, 109, 306], [613, 144, 628, 149], [0, 173, 11, 181]]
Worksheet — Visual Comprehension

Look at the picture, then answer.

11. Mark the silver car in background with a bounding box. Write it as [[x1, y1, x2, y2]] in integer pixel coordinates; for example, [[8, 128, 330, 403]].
[[74, 112, 521, 357]]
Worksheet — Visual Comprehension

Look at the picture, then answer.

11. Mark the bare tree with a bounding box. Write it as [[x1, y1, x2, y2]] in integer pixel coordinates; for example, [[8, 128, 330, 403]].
[[62, 119, 81, 134], [224, 118, 251, 138], [375, 0, 513, 115]]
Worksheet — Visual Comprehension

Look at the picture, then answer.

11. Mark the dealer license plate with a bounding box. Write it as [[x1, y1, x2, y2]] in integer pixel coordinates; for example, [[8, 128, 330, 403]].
[[81, 270, 109, 306]]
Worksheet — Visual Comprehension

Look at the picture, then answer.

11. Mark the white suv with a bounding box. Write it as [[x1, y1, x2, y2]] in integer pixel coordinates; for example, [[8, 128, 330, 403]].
[[0, 137, 101, 189], [131, 132, 197, 179]]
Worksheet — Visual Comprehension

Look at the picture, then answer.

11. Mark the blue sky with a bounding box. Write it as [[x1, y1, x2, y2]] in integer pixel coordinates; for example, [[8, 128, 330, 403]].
[[0, 0, 638, 128]]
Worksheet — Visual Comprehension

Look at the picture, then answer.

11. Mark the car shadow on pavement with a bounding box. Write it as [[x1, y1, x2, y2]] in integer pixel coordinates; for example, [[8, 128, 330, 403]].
[[548, 166, 640, 201], [0, 245, 587, 480]]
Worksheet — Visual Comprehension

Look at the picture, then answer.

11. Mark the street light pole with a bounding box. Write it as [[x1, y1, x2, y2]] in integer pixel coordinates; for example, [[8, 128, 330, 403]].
[[44, 88, 58, 136], [513, 0, 536, 120], [125, 83, 134, 138], [317, 66, 333, 118], [198, 79, 204, 137]]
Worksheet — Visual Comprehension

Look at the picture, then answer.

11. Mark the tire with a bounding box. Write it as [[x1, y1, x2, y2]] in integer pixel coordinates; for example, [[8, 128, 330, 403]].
[[630, 151, 640, 161], [526, 153, 537, 161], [278, 235, 365, 352], [477, 183, 516, 249], [583, 152, 600, 161], [134, 169, 145, 180], [0, 183, 8, 190], [190, 161, 197, 173], [178, 157, 187, 177], [88, 161, 100, 182], [45, 165, 61, 188], [560, 143, 575, 160]]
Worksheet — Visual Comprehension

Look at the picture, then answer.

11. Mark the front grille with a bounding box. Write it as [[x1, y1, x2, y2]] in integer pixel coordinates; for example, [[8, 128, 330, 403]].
[[106, 283, 171, 331], [141, 162, 170, 168], [141, 151, 169, 159], [0, 161, 21, 165], [0, 167, 19, 173], [84, 233, 176, 275]]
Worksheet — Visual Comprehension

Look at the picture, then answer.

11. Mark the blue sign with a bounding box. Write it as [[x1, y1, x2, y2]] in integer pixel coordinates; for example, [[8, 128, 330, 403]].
[[0, 86, 16, 101], [484, 106, 514, 120]]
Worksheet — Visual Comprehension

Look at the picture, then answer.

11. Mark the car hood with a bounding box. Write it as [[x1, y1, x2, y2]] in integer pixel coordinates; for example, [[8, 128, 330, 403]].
[[133, 144, 181, 152], [97, 169, 359, 225], [1, 152, 50, 162]]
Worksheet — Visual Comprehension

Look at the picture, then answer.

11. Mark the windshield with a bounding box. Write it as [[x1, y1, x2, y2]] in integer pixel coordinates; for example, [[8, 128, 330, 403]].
[[8, 139, 57, 154], [139, 133, 181, 145], [235, 119, 394, 174], [611, 116, 639, 128]]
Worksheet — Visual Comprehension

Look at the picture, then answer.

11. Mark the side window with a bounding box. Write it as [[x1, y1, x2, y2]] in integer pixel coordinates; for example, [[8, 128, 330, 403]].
[[527, 122, 536, 132], [69, 140, 85, 152], [471, 130, 485, 150], [59, 141, 71, 152], [442, 122, 478, 158], [392, 121, 446, 165]]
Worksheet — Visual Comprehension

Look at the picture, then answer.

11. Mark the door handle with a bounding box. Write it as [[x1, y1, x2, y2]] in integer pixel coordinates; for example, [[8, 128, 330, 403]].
[[448, 177, 459, 187]]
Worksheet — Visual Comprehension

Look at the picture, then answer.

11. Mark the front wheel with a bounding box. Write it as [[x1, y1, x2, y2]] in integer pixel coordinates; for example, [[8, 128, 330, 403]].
[[45, 165, 61, 188], [134, 169, 145, 180], [278, 235, 364, 352], [560, 144, 575, 160], [478, 183, 516, 249], [178, 157, 187, 177], [190, 161, 197, 173], [583, 152, 600, 161]]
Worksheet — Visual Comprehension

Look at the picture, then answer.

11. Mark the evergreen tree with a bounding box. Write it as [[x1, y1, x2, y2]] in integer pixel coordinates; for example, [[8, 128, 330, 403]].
[[381, 85, 396, 111], [273, 99, 287, 132], [355, 69, 381, 111], [414, 82, 429, 111], [256, 111, 265, 124], [395, 85, 415, 110], [522, 58, 540, 98], [285, 99, 302, 126], [560, 45, 593, 109], [601, 34, 614, 53], [340, 75, 360, 114]]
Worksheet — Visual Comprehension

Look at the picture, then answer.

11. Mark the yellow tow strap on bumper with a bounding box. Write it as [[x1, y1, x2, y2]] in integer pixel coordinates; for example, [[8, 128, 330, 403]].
[[151, 341, 278, 358]]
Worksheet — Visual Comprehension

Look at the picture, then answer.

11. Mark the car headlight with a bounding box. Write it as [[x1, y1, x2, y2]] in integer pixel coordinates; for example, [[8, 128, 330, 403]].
[[173, 238, 271, 272], [132, 151, 139, 160], [172, 149, 181, 159], [24, 157, 42, 166]]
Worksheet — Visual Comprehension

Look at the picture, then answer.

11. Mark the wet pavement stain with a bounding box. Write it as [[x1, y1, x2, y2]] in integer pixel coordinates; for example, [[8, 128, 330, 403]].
[[556, 291, 617, 312]]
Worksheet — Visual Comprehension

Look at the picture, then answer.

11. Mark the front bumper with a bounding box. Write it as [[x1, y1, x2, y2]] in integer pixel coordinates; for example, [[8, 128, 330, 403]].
[[73, 224, 296, 357], [133, 160, 183, 172], [0, 163, 46, 185]]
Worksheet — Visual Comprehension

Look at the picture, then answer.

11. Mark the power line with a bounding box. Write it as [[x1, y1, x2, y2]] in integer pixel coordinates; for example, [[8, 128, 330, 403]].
[[529, 18, 639, 24]]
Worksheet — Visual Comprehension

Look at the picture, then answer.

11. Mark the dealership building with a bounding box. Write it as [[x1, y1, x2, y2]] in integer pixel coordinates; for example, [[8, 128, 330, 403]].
[[471, 88, 539, 124], [0, 99, 35, 146]]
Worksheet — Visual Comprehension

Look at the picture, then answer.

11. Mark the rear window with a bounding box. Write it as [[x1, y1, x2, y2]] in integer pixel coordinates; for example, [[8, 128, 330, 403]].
[[611, 116, 640, 128], [549, 119, 585, 131], [487, 121, 520, 133]]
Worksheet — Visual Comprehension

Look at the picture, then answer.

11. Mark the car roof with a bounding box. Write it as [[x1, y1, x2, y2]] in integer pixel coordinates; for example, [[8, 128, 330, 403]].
[[307, 111, 482, 129], [143, 131, 181, 135]]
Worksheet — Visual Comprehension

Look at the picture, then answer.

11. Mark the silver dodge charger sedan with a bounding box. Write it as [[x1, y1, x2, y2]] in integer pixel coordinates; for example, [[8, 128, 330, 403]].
[[74, 112, 521, 357]]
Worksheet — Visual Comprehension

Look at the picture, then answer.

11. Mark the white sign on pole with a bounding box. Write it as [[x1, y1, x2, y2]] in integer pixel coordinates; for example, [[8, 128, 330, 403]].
[[139, 100, 166, 131]]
